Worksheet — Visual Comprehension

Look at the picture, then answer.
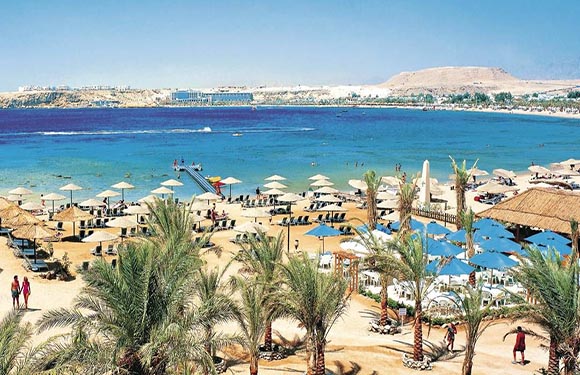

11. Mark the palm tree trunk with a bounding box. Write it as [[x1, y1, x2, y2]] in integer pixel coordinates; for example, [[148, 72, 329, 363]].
[[367, 188, 377, 230], [455, 185, 465, 230], [468, 271, 476, 287], [306, 336, 317, 375], [548, 337, 559, 375], [380, 278, 390, 326], [462, 342, 475, 375], [250, 354, 259, 375], [315, 340, 326, 375], [413, 300, 424, 362], [263, 320, 273, 352]]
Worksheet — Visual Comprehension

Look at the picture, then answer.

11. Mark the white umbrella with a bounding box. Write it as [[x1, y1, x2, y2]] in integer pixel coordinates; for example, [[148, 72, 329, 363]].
[[493, 169, 517, 179], [377, 199, 398, 209], [263, 188, 286, 196], [97, 189, 121, 209], [477, 182, 519, 194], [124, 205, 150, 215], [376, 191, 396, 200], [111, 181, 135, 201], [19, 202, 45, 211], [348, 179, 367, 190], [310, 179, 334, 187], [317, 203, 347, 212], [82, 230, 118, 250], [151, 186, 174, 196], [309, 174, 329, 180], [265, 174, 286, 181], [9, 187, 33, 196], [234, 221, 270, 234], [382, 211, 400, 221], [528, 165, 550, 175], [552, 167, 580, 176], [42, 192, 66, 216], [381, 176, 400, 186], [189, 201, 212, 211], [106, 217, 136, 240], [220, 177, 242, 198], [6, 195, 21, 202], [196, 192, 221, 204], [264, 181, 287, 189], [314, 186, 339, 194], [59, 183, 83, 205], [241, 208, 272, 222], [469, 167, 489, 177], [558, 158, 580, 168], [80, 198, 106, 208], [139, 195, 157, 204], [316, 195, 342, 203], [161, 179, 184, 190]]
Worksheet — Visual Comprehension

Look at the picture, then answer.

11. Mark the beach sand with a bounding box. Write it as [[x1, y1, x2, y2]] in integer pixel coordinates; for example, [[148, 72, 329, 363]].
[[1, 169, 572, 374]]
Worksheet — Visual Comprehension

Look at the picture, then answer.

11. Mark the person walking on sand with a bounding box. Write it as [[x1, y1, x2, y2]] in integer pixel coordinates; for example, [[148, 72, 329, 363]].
[[21, 276, 31, 310], [11, 275, 20, 309], [513, 326, 526, 365], [445, 322, 457, 351]]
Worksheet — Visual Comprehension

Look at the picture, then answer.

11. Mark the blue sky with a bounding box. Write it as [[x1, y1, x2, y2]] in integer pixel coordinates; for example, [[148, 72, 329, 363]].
[[1, 1, 579, 90]]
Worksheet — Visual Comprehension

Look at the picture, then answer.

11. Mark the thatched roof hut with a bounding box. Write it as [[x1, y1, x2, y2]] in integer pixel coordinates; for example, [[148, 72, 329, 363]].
[[478, 188, 580, 234]]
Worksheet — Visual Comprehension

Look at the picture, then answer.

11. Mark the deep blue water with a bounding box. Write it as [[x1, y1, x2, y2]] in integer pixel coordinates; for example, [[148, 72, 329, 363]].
[[0, 106, 579, 201]]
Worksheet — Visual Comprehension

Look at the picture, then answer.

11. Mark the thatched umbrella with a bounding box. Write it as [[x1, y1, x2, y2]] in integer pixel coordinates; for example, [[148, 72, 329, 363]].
[[53, 206, 94, 239], [12, 223, 55, 262], [0, 205, 40, 227]]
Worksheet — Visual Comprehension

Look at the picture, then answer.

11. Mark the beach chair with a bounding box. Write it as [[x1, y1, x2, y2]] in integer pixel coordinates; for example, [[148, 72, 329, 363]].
[[291, 216, 302, 226], [129, 227, 137, 237], [313, 214, 323, 223], [277, 217, 288, 226], [337, 212, 346, 222], [219, 220, 228, 231], [79, 220, 87, 229], [54, 221, 64, 231], [120, 228, 127, 237], [230, 233, 242, 244], [299, 215, 310, 225], [105, 244, 117, 255], [228, 219, 236, 230], [79, 230, 86, 239], [90, 245, 103, 256]]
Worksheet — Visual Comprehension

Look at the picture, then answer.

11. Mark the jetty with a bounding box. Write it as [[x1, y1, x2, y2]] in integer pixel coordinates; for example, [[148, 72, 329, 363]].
[[177, 165, 215, 193]]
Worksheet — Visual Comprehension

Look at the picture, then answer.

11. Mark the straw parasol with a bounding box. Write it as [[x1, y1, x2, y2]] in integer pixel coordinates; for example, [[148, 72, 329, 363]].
[[96, 189, 121, 209], [469, 167, 489, 177], [314, 186, 339, 194], [528, 165, 550, 175], [476, 182, 519, 195], [9, 187, 33, 196], [12, 223, 55, 262], [264, 181, 287, 189], [348, 179, 367, 191], [220, 177, 242, 199], [265, 174, 286, 181], [42, 193, 66, 217], [493, 169, 517, 179], [59, 183, 83, 205], [234, 221, 270, 234], [53, 206, 94, 238], [241, 208, 272, 222], [309, 174, 329, 180], [111, 181, 135, 201], [0, 197, 13, 210], [310, 179, 334, 187], [0, 205, 41, 227]]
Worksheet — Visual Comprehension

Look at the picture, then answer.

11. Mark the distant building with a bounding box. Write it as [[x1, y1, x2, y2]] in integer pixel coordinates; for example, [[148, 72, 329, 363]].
[[171, 90, 253, 104]]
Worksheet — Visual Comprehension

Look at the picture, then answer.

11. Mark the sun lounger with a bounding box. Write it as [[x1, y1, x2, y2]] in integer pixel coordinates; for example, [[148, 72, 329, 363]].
[[23, 259, 49, 272], [105, 244, 117, 255]]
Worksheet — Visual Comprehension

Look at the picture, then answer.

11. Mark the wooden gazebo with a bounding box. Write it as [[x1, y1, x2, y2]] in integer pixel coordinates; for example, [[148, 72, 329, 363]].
[[332, 249, 360, 294]]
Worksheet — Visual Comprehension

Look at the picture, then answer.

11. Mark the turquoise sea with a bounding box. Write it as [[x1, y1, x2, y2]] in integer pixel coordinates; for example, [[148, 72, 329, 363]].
[[0, 107, 579, 202]]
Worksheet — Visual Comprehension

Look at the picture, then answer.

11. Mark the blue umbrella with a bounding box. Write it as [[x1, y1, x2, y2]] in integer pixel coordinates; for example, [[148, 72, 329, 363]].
[[479, 237, 522, 254], [526, 230, 570, 246], [476, 225, 514, 239], [305, 223, 342, 252], [391, 219, 425, 232], [446, 229, 467, 243], [426, 257, 475, 276], [469, 251, 518, 271], [533, 242, 572, 257], [473, 218, 504, 230], [429, 240, 464, 257], [427, 221, 451, 235], [356, 223, 391, 235]]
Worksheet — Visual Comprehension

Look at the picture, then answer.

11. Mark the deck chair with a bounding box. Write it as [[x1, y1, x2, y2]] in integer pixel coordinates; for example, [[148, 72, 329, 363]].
[[78, 230, 86, 239], [90, 245, 102, 256], [55, 222, 64, 231], [105, 244, 117, 255], [228, 219, 236, 230]]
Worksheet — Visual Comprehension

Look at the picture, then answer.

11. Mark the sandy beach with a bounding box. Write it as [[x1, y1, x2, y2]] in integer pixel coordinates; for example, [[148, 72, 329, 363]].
[[2, 166, 574, 374]]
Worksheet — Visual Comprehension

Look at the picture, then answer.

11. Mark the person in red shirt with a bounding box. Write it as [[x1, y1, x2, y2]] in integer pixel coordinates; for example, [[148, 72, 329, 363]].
[[513, 326, 526, 365]]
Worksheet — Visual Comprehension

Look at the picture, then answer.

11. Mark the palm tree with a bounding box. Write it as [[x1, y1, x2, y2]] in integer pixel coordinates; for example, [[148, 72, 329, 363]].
[[352, 226, 397, 326], [511, 246, 580, 375], [192, 265, 239, 373], [571, 219, 579, 256], [460, 209, 476, 286], [0, 311, 48, 375], [278, 253, 350, 375], [386, 233, 438, 362], [398, 177, 417, 234], [363, 170, 381, 230], [450, 283, 498, 375], [236, 231, 285, 352], [232, 276, 269, 375], [449, 156, 476, 229], [38, 200, 219, 375]]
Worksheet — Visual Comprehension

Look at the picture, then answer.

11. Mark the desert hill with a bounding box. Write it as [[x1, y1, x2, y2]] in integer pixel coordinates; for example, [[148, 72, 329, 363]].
[[378, 66, 580, 96]]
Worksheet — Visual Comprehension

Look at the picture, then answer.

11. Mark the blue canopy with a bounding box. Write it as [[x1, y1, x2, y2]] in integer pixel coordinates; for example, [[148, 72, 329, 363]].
[[473, 218, 504, 230], [476, 225, 515, 239], [479, 237, 522, 253], [426, 221, 452, 235], [533, 242, 572, 257], [429, 240, 465, 257], [305, 224, 342, 252], [446, 229, 467, 243], [426, 257, 475, 276], [525, 230, 570, 246], [357, 223, 391, 235], [390, 218, 425, 232], [469, 251, 518, 271]]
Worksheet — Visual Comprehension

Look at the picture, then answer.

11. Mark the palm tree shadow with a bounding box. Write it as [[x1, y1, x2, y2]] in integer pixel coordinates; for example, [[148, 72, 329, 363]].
[[326, 361, 362, 375], [273, 330, 306, 355], [380, 339, 464, 362]]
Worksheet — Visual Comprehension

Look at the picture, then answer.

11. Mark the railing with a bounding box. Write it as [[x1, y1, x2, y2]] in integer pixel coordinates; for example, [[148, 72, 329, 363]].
[[412, 207, 457, 226]]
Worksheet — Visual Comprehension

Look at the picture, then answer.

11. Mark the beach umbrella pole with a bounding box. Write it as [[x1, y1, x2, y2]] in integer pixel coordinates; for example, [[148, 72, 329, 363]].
[[287, 210, 291, 253], [70, 191, 73, 206], [33, 239, 37, 263]]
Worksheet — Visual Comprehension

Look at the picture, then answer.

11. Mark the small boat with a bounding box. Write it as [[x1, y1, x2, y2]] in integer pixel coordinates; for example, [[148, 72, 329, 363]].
[[232, 133, 243, 137]]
